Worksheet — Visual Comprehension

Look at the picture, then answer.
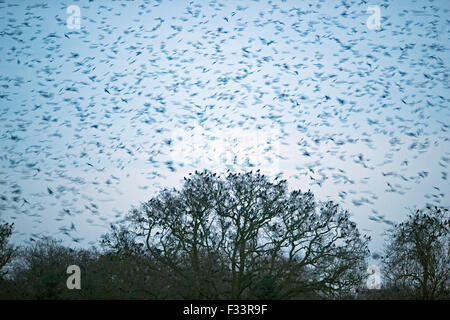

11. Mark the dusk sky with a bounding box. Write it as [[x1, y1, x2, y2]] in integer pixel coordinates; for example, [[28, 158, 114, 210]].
[[0, 0, 449, 262]]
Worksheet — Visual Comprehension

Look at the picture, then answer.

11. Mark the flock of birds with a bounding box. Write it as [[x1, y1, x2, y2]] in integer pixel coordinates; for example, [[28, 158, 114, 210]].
[[0, 0, 448, 251]]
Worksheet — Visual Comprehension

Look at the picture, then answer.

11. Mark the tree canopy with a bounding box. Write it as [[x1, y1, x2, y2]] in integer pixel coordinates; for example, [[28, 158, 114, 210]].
[[1, 172, 448, 300], [125, 170, 370, 299], [382, 206, 449, 299], [0, 222, 14, 279]]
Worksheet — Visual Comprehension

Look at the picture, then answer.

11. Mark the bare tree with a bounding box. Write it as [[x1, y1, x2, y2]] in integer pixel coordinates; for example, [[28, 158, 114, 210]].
[[126, 170, 370, 299], [8, 237, 99, 299], [100, 225, 172, 299], [0, 222, 14, 279], [382, 206, 449, 299]]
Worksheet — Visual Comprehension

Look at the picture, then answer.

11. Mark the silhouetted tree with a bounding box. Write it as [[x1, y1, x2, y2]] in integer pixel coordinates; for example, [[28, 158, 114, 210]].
[[382, 206, 449, 299], [0, 222, 14, 279], [4, 232, 176, 299], [9, 237, 97, 299], [125, 170, 370, 299], [100, 225, 173, 299]]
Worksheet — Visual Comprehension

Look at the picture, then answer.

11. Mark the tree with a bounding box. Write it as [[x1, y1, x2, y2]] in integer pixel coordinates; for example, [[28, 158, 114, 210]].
[[125, 170, 370, 299], [0, 222, 14, 279], [100, 224, 171, 299], [9, 237, 97, 299], [382, 206, 449, 299]]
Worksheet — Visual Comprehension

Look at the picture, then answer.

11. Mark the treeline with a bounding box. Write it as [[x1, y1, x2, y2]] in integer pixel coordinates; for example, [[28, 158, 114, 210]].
[[0, 171, 448, 299]]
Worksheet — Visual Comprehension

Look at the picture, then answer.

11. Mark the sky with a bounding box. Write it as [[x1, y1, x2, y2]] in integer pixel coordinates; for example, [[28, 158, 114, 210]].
[[0, 0, 449, 262]]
